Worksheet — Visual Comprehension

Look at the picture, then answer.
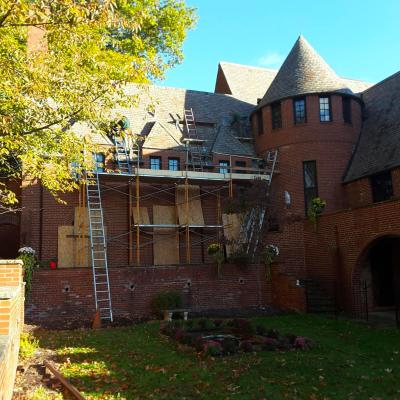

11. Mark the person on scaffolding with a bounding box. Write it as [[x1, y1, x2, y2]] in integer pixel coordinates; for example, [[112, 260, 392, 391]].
[[109, 115, 143, 165]]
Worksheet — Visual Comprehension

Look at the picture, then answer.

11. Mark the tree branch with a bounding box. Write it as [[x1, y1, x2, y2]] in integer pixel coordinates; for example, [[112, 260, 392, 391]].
[[22, 89, 110, 136], [1, 20, 74, 28], [0, 1, 17, 27]]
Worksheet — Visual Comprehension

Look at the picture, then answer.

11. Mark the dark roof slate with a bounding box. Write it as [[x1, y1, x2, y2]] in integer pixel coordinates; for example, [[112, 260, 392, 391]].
[[216, 62, 277, 104], [259, 36, 351, 106], [113, 84, 257, 157], [344, 71, 400, 182]]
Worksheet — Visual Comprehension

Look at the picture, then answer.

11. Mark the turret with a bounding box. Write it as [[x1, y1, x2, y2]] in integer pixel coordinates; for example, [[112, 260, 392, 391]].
[[252, 36, 362, 215]]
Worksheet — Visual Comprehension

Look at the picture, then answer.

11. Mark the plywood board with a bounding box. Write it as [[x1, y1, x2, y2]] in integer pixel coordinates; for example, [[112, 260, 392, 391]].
[[222, 213, 242, 257], [58, 226, 75, 268], [175, 185, 204, 226], [132, 207, 150, 225], [153, 205, 179, 265], [58, 225, 92, 268]]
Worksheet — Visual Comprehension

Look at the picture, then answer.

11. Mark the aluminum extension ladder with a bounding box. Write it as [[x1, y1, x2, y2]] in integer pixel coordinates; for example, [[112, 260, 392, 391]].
[[86, 172, 113, 321], [114, 136, 131, 174], [184, 108, 205, 172], [239, 149, 279, 257]]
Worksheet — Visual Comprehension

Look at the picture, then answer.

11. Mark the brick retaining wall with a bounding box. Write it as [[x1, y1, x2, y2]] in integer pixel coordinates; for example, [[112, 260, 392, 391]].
[[0, 260, 24, 400], [27, 264, 276, 326]]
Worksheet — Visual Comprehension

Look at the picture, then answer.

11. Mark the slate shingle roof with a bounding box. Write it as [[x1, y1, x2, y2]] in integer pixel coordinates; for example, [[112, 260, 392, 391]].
[[259, 36, 352, 107], [82, 83, 256, 157], [215, 54, 372, 108], [215, 62, 277, 104], [344, 71, 400, 182]]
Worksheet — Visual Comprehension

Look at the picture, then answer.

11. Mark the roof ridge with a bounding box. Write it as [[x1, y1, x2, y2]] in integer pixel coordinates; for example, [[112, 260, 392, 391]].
[[219, 61, 278, 73], [361, 70, 400, 95], [131, 82, 244, 99]]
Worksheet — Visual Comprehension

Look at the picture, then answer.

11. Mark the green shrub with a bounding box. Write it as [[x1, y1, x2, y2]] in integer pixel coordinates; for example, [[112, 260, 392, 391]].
[[19, 332, 39, 360], [17, 248, 38, 296], [150, 290, 182, 316]]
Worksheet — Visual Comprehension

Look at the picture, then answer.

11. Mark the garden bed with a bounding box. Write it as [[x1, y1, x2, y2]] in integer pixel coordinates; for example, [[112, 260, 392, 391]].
[[161, 318, 312, 356]]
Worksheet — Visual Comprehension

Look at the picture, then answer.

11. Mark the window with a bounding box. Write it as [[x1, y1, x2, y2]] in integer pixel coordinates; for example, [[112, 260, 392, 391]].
[[168, 158, 180, 171], [150, 156, 161, 170], [235, 160, 246, 173], [303, 161, 318, 215], [319, 96, 331, 122], [293, 97, 306, 124], [370, 171, 393, 203], [271, 102, 282, 129], [93, 153, 105, 173], [256, 110, 264, 135], [219, 160, 229, 174], [342, 97, 351, 124]]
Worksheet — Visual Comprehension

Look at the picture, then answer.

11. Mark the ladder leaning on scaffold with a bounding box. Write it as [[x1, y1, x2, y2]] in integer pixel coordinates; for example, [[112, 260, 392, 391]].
[[86, 169, 113, 322], [239, 149, 279, 257], [114, 136, 132, 174], [184, 108, 205, 172]]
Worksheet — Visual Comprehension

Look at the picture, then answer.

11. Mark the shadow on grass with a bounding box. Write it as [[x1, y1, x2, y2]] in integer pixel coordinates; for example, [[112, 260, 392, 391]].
[[31, 315, 400, 400]]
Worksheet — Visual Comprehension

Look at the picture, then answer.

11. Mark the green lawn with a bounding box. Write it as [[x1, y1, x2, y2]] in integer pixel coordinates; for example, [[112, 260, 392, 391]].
[[35, 315, 400, 400]]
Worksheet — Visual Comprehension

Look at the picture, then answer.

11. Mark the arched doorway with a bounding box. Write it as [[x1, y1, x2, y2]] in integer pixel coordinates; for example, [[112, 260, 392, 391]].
[[359, 235, 400, 310]]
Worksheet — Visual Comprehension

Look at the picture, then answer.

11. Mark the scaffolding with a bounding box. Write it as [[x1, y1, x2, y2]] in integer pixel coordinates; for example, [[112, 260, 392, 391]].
[[76, 114, 278, 320], [78, 147, 275, 265]]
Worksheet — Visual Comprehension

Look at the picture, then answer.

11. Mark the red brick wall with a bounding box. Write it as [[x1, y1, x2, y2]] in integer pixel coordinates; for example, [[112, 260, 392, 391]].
[[27, 264, 272, 324], [304, 199, 400, 313], [345, 177, 372, 208], [345, 168, 400, 209], [250, 94, 362, 300], [0, 261, 24, 400], [270, 263, 306, 312], [253, 94, 362, 214]]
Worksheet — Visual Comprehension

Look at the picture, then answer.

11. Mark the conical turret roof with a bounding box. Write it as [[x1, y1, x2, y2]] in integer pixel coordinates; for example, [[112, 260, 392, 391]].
[[259, 36, 351, 106]]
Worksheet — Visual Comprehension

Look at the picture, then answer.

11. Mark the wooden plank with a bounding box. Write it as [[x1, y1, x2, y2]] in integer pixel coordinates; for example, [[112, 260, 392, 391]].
[[74, 206, 89, 236], [58, 226, 75, 268], [44, 361, 86, 400], [175, 185, 204, 225], [132, 206, 150, 225], [222, 213, 242, 257], [153, 205, 179, 265]]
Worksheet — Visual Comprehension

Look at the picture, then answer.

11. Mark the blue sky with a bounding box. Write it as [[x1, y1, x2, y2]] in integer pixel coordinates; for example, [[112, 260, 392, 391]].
[[161, 0, 400, 92]]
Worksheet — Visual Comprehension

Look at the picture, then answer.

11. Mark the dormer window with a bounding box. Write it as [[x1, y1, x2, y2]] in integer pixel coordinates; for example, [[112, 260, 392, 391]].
[[319, 96, 331, 122], [271, 102, 282, 130], [293, 97, 306, 124]]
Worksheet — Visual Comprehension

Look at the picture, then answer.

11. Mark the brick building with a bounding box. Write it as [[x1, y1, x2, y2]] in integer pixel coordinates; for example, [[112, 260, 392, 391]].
[[5, 35, 400, 324]]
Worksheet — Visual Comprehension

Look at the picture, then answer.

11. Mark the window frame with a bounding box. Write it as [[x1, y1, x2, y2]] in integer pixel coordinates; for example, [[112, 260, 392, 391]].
[[93, 153, 105, 173], [293, 97, 307, 124], [271, 102, 282, 130], [342, 96, 352, 124], [168, 157, 180, 171], [319, 96, 332, 122], [235, 160, 246, 174], [302, 160, 318, 215], [370, 171, 393, 203], [256, 110, 264, 135], [149, 156, 162, 170], [219, 160, 229, 174]]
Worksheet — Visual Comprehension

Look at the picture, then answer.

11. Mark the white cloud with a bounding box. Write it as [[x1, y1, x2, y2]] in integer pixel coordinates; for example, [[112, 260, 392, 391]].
[[257, 52, 284, 68]]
